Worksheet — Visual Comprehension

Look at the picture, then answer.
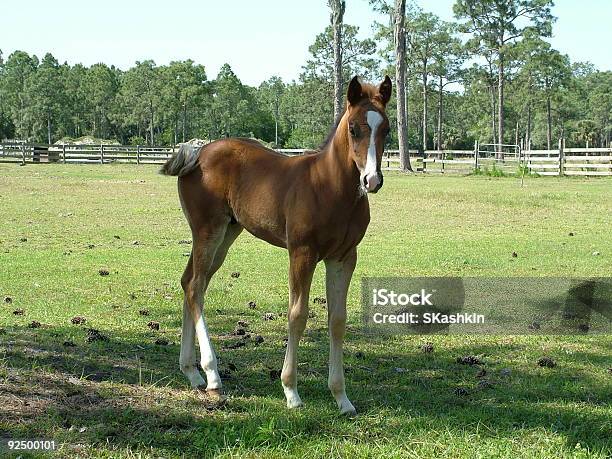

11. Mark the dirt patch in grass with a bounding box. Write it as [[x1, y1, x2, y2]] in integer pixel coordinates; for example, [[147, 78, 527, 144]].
[[0, 367, 216, 427]]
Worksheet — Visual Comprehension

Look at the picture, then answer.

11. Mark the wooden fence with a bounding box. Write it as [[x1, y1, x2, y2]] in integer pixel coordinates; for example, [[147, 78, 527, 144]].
[[0, 143, 312, 164], [1, 142, 610, 177], [0, 143, 175, 164], [524, 148, 612, 176], [379, 144, 612, 177]]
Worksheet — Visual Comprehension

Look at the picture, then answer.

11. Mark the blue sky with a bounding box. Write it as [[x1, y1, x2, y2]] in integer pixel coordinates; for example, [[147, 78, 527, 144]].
[[1, 0, 610, 86]]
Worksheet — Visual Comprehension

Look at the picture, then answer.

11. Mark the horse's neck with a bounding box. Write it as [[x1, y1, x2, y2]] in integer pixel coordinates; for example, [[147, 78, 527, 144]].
[[318, 114, 361, 198]]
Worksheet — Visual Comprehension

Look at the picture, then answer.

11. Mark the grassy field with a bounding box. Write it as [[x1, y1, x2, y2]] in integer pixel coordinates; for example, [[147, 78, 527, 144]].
[[0, 164, 610, 458]]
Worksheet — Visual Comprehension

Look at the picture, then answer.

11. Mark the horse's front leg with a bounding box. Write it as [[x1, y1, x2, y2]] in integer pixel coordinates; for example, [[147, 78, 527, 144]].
[[281, 245, 317, 409], [324, 249, 357, 415]]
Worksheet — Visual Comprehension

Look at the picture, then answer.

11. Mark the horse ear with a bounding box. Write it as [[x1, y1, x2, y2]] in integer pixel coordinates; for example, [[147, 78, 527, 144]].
[[378, 75, 392, 106], [347, 76, 363, 106]]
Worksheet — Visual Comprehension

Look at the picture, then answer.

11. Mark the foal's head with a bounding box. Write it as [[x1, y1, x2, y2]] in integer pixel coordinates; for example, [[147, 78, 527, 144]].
[[345, 75, 392, 194]]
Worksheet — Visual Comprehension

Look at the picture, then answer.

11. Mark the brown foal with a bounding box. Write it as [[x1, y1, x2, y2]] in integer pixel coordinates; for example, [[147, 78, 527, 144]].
[[161, 76, 391, 415]]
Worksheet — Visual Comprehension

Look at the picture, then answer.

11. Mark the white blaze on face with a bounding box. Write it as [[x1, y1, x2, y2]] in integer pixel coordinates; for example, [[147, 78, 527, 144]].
[[362, 110, 383, 192]]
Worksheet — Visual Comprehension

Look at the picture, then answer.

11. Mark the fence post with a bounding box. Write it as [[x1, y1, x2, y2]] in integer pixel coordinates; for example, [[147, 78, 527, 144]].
[[100, 144, 104, 164], [441, 149, 445, 173], [420, 147, 426, 173], [558, 138, 564, 176], [62, 144, 66, 163], [21, 144, 26, 165], [474, 140, 479, 171], [136, 145, 141, 164]]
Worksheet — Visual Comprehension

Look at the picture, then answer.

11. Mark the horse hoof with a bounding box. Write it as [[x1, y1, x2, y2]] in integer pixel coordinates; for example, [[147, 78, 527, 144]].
[[340, 403, 357, 417], [195, 386, 228, 407], [286, 397, 304, 409], [206, 388, 228, 404]]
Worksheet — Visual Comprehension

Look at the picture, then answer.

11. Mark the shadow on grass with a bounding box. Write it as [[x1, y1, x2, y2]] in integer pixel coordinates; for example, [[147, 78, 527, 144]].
[[0, 324, 610, 456]]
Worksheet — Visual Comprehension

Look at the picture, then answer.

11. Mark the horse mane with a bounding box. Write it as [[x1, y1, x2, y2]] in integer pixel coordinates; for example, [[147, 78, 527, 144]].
[[317, 82, 379, 153], [317, 115, 343, 152]]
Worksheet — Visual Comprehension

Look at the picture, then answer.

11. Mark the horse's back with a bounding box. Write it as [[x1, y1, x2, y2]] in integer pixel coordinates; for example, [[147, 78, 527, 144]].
[[202, 138, 288, 163], [199, 138, 316, 188], [191, 138, 314, 247]]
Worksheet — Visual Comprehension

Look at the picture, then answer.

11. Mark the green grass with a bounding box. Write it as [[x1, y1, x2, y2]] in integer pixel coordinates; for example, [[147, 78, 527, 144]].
[[0, 164, 610, 458]]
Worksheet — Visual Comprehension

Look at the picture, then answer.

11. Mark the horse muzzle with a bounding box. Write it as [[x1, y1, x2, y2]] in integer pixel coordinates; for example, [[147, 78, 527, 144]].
[[362, 170, 384, 193]]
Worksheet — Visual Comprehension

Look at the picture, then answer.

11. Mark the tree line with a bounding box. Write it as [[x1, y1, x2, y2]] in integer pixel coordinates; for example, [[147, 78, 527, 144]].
[[0, 0, 610, 151]]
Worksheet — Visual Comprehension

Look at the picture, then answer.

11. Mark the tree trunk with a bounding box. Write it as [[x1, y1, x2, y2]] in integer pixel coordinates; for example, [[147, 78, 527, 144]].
[[329, 0, 345, 124], [174, 116, 178, 145], [515, 119, 519, 149], [19, 96, 24, 138], [394, 0, 411, 171], [182, 103, 187, 142], [560, 124, 565, 146], [497, 52, 504, 156], [274, 94, 279, 146], [490, 86, 497, 147], [422, 67, 428, 151], [47, 112, 52, 145], [526, 104, 532, 150], [437, 76, 443, 151], [546, 94, 552, 150], [275, 119, 278, 147], [101, 110, 106, 139], [149, 102, 154, 146]]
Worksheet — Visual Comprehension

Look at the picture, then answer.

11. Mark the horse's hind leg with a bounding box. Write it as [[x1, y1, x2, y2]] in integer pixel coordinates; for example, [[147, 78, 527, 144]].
[[180, 254, 206, 388], [180, 220, 233, 396], [205, 223, 243, 285]]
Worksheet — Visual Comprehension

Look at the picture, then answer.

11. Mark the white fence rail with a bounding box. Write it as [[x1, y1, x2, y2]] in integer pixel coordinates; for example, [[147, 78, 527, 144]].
[[0, 143, 175, 164], [379, 145, 612, 176], [1, 142, 610, 177]]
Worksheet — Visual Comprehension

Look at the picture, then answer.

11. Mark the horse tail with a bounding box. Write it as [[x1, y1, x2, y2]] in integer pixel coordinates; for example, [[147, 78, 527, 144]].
[[160, 141, 204, 177]]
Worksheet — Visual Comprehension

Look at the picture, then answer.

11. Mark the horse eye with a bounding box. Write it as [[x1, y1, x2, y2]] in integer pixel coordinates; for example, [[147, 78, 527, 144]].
[[349, 124, 359, 138]]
